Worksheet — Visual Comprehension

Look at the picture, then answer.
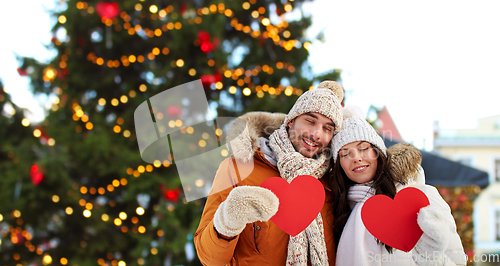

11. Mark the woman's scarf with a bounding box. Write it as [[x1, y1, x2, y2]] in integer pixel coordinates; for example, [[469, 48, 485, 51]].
[[335, 185, 380, 265]]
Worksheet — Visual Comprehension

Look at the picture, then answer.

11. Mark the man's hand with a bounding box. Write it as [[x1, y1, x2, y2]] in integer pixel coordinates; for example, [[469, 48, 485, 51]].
[[213, 186, 279, 238]]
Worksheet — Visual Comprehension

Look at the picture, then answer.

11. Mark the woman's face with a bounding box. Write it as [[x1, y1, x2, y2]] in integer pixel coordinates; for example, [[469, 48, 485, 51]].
[[338, 141, 378, 184]]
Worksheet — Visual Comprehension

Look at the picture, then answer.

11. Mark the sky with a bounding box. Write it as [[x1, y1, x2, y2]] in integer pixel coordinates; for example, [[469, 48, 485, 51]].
[[304, 0, 500, 150], [2, 0, 500, 151], [0, 0, 57, 122]]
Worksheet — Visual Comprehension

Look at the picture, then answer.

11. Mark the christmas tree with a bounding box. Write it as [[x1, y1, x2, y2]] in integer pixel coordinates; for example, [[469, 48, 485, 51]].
[[2, 0, 340, 265]]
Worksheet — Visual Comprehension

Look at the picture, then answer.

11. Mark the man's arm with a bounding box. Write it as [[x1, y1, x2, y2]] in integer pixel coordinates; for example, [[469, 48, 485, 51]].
[[193, 158, 280, 266], [194, 189, 240, 266], [194, 158, 240, 266]]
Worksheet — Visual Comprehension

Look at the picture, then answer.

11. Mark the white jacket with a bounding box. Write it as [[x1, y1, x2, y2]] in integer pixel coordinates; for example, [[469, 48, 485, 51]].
[[335, 168, 467, 266]]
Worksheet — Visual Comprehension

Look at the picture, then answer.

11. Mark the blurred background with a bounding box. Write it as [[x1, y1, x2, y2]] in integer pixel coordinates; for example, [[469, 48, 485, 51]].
[[1, 0, 500, 265]]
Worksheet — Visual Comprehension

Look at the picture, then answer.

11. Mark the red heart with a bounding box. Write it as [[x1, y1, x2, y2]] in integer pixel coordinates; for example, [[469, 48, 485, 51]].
[[260, 175, 325, 236], [361, 187, 430, 252]]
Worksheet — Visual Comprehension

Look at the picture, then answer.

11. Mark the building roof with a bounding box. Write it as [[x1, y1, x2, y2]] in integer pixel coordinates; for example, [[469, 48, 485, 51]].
[[377, 106, 403, 142], [434, 136, 500, 147], [384, 138, 489, 188]]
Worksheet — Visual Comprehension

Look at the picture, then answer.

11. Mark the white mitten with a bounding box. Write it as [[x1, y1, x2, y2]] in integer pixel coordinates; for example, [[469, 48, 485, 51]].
[[413, 205, 450, 266], [213, 186, 279, 238]]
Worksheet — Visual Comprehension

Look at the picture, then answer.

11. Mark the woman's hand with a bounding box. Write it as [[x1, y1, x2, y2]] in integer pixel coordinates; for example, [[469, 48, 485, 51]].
[[413, 205, 450, 265]]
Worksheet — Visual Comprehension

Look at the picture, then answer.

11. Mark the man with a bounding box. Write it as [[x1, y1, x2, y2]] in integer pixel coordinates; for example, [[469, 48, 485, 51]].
[[194, 81, 344, 265]]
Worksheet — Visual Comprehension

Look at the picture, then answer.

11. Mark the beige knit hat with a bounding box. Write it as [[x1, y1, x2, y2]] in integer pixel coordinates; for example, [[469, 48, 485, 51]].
[[284, 80, 344, 134], [331, 105, 386, 162]]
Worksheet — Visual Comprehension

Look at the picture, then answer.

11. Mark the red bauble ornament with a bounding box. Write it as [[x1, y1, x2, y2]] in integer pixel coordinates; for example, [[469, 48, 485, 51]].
[[78, 37, 86, 46], [36, 126, 50, 143], [197, 31, 219, 54], [166, 105, 182, 118], [276, 7, 284, 16], [214, 72, 222, 82], [17, 67, 27, 76], [12, 232, 25, 245], [30, 164, 44, 186], [164, 188, 181, 202], [96, 1, 120, 20], [259, 34, 266, 47], [56, 69, 65, 79], [200, 74, 217, 88], [180, 3, 188, 15], [200, 42, 214, 53], [197, 31, 211, 44]]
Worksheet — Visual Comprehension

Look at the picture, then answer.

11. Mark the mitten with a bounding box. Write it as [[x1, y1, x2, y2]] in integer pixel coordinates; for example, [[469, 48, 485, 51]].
[[413, 205, 450, 266], [213, 186, 279, 238]]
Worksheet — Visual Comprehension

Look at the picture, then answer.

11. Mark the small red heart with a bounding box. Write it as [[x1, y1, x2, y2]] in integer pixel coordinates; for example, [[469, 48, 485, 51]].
[[260, 175, 325, 236], [361, 187, 430, 252]]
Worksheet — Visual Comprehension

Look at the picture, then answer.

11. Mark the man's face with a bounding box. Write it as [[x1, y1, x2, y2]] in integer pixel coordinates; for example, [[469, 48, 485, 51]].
[[287, 112, 335, 158]]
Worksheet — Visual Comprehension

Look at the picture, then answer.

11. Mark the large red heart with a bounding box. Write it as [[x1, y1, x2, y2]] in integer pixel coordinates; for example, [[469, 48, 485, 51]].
[[260, 175, 325, 236], [361, 187, 430, 252]]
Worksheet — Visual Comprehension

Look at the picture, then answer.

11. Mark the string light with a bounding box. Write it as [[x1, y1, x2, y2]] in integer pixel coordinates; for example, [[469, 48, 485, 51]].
[[83, 210, 91, 218], [21, 118, 30, 127], [85, 1, 300, 69], [119, 212, 127, 220], [138, 226, 146, 233], [228, 86, 236, 94], [17, 2, 318, 262], [242, 88, 251, 96], [43, 255, 53, 264], [58, 15, 67, 24]]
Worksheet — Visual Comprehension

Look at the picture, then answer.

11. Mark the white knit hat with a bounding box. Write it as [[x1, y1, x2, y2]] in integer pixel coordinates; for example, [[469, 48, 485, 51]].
[[284, 80, 344, 134], [331, 105, 386, 162]]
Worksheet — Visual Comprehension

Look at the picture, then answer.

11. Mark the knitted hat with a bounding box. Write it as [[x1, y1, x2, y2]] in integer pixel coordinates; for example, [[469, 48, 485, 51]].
[[284, 80, 344, 134], [331, 105, 386, 162]]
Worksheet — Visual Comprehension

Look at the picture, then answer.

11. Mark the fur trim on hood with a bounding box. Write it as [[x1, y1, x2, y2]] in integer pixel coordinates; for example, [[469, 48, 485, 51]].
[[225, 112, 423, 186], [226, 112, 286, 163], [386, 142, 422, 185]]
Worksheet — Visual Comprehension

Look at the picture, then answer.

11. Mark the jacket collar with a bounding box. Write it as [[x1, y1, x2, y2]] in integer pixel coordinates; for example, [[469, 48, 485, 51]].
[[226, 112, 286, 163]]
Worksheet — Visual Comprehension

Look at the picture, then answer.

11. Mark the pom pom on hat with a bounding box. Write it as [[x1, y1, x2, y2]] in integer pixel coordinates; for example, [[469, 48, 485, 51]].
[[341, 105, 365, 120], [317, 80, 344, 101], [331, 105, 387, 162], [284, 80, 344, 134]]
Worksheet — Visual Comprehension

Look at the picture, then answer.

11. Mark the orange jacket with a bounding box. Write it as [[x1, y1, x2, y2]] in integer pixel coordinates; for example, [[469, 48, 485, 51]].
[[194, 150, 336, 266]]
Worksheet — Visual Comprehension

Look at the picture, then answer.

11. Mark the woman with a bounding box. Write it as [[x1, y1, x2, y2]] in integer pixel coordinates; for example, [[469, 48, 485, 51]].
[[328, 106, 467, 266]]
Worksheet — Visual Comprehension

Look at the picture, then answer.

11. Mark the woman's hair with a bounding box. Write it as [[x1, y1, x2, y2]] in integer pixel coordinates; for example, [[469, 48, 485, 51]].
[[328, 143, 397, 253]]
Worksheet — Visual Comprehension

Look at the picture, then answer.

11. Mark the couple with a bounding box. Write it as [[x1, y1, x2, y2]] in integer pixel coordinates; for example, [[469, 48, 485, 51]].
[[193, 81, 466, 265]]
